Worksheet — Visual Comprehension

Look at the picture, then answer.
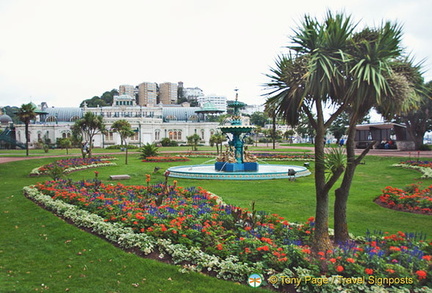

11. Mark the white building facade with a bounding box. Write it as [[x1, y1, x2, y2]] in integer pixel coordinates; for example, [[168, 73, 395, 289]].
[[13, 96, 220, 149]]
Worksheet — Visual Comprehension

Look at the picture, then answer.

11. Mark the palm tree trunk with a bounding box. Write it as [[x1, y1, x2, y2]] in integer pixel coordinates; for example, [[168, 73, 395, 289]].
[[311, 102, 333, 253], [25, 123, 29, 156], [334, 114, 373, 243], [125, 145, 128, 165], [272, 115, 276, 149], [313, 126, 333, 252]]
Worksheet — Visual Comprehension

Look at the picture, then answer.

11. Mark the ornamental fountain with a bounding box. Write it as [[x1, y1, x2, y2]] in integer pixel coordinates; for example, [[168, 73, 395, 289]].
[[215, 90, 258, 172], [167, 90, 311, 180]]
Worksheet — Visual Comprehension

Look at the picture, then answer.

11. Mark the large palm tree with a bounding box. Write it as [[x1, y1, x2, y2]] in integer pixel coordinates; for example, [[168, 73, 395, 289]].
[[265, 12, 354, 252], [266, 11, 419, 250], [16, 103, 37, 156], [333, 23, 418, 243]]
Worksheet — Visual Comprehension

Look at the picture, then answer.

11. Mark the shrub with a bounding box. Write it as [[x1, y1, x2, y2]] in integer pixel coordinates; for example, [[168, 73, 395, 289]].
[[419, 144, 431, 151], [160, 138, 178, 147], [139, 143, 159, 159]]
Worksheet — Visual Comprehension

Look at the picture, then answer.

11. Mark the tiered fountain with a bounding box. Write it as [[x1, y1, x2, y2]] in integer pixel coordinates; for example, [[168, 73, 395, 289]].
[[167, 91, 311, 180], [215, 90, 258, 172]]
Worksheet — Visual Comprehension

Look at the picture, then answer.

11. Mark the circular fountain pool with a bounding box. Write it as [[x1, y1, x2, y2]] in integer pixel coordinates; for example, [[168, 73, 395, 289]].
[[167, 164, 311, 180]]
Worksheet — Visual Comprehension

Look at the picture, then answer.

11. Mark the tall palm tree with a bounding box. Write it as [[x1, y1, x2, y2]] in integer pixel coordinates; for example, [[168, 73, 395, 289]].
[[333, 23, 417, 243], [265, 11, 354, 252], [16, 103, 37, 156]]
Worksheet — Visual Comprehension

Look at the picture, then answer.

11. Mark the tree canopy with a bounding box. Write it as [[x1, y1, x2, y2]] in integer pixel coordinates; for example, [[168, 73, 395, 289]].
[[71, 112, 106, 158], [16, 103, 38, 156], [265, 11, 420, 251], [79, 89, 119, 107]]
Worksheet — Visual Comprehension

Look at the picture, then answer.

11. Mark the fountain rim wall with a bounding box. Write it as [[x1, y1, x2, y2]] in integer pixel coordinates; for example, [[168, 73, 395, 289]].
[[167, 164, 311, 180]]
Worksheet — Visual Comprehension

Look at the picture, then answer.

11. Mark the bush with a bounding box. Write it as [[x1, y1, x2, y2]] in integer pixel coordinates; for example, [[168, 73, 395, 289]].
[[139, 143, 159, 159], [419, 144, 431, 151], [160, 138, 178, 146]]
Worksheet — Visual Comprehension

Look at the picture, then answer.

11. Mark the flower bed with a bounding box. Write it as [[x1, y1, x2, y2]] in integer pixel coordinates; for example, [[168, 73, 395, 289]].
[[142, 156, 190, 162], [30, 156, 117, 176], [393, 161, 432, 179], [376, 184, 432, 215], [24, 178, 431, 291]]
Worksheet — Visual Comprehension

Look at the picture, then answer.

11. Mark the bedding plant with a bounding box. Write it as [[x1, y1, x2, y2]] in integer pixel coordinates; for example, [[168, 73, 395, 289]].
[[24, 173, 432, 292], [29, 156, 117, 176]]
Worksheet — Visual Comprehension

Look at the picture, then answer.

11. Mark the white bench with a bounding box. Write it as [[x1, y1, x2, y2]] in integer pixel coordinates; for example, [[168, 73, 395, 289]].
[[109, 175, 131, 180]]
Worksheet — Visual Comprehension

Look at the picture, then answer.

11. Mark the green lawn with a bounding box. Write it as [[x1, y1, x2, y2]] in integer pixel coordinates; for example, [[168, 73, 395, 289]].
[[1, 151, 431, 292]]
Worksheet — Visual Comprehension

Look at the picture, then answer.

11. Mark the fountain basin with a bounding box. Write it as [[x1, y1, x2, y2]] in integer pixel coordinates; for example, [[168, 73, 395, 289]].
[[167, 164, 311, 180], [214, 162, 258, 172]]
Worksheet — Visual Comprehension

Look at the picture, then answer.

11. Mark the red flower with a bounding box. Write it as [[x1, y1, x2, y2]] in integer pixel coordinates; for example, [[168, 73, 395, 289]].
[[216, 243, 223, 250], [257, 245, 269, 252], [336, 265, 344, 272], [364, 268, 374, 275], [416, 270, 427, 280], [301, 248, 311, 254], [346, 258, 355, 263], [389, 246, 401, 252], [329, 258, 336, 263], [422, 255, 431, 261]]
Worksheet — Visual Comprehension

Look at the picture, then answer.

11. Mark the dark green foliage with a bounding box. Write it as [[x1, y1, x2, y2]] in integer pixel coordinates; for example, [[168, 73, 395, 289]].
[[79, 89, 119, 107], [160, 138, 178, 146], [139, 143, 159, 159]]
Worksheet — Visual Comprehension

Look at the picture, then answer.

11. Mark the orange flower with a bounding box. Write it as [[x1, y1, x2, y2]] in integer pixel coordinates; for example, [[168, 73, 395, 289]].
[[257, 245, 269, 252], [346, 258, 355, 263], [216, 243, 223, 250], [416, 270, 427, 280], [329, 258, 336, 263], [364, 268, 374, 275], [302, 248, 311, 254], [336, 265, 344, 272], [422, 255, 431, 261]]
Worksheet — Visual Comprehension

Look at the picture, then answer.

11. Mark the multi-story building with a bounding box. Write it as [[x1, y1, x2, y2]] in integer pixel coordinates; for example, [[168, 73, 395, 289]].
[[198, 95, 227, 112], [242, 104, 265, 115], [118, 85, 136, 98], [137, 82, 158, 106], [159, 82, 178, 105], [183, 87, 204, 102]]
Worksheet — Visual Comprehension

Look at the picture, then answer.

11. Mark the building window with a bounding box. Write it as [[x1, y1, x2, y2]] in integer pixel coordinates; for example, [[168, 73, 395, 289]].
[[46, 116, 56, 122]]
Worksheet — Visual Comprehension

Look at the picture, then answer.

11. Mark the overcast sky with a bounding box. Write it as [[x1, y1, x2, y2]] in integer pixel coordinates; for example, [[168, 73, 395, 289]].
[[0, 0, 431, 108]]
